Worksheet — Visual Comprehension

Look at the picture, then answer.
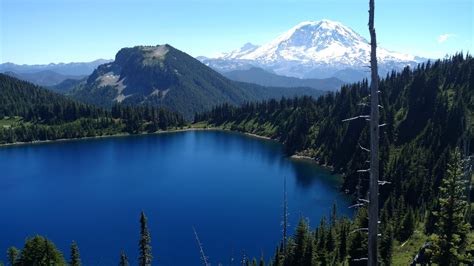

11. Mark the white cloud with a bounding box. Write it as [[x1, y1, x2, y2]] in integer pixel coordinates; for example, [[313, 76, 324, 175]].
[[438, 34, 456, 43]]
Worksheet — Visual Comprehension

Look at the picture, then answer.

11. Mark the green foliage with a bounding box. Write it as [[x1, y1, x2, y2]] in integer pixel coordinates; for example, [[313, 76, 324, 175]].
[[119, 250, 129, 266], [197, 54, 474, 262], [269, 206, 354, 265], [139, 211, 152, 266], [69, 241, 81, 266], [399, 209, 415, 242], [14, 235, 65, 265], [0, 74, 185, 144], [6, 247, 18, 266], [428, 148, 472, 265], [348, 208, 368, 265], [379, 224, 394, 265]]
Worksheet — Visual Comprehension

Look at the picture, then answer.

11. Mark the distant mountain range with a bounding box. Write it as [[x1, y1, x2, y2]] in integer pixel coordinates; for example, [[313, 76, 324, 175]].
[[70, 44, 325, 119], [223, 67, 344, 91], [3, 70, 85, 87], [0, 59, 109, 90], [0, 59, 111, 76], [199, 19, 426, 82]]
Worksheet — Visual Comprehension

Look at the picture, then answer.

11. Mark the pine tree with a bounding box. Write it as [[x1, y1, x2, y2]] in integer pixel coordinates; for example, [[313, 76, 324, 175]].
[[69, 241, 81, 266], [326, 227, 335, 253], [251, 257, 257, 266], [348, 208, 368, 265], [273, 246, 284, 266], [302, 237, 315, 266], [15, 235, 65, 265], [284, 238, 296, 266], [139, 211, 153, 266], [337, 219, 349, 263], [330, 202, 338, 227], [119, 250, 129, 266], [429, 149, 471, 265], [315, 216, 328, 262], [6, 247, 18, 266], [399, 208, 415, 242], [293, 218, 310, 265], [259, 255, 265, 266], [379, 224, 394, 265]]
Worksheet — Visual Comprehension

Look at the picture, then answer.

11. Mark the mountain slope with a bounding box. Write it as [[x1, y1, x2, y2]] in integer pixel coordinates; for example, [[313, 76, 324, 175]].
[[200, 19, 425, 81], [4, 70, 85, 87], [0, 73, 87, 119], [71, 44, 325, 119], [223, 67, 344, 91], [49, 78, 86, 93]]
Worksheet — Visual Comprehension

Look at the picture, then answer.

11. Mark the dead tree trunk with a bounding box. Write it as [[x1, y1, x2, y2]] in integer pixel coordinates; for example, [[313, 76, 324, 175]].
[[193, 226, 210, 266], [368, 0, 380, 265]]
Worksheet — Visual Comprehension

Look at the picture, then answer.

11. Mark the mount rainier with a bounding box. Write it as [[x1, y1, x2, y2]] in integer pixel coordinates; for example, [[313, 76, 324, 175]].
[[199, 19, 425, 82]]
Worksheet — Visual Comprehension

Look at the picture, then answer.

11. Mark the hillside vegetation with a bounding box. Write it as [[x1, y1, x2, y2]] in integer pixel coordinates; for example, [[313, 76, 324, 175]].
[[0, 74, 185, 144], [196, 54, 474, 264], [71, 45, 325, 119]]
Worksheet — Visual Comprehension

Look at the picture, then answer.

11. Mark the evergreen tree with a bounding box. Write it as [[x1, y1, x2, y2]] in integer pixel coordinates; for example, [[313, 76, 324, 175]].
[[69, 241, 81, 266], [424, 203, 438, 235], [272, 246, 284, 266], [6, 247, 18, 266], [293, 218, 310, 265], [283, 238, 296, 266], [399, 208, 415, 242], [251, 257, 258, 266], [119, 250, 129, 266], [139, 211, 153, 266], [348, 208, 368, 265], [379, 224, 394, 265], [330, 202, 338, 227], [15, 235, 65, 265], [337, 219, 349, 263], [429, 149, 471, 265], [325, 227, 335, 253]]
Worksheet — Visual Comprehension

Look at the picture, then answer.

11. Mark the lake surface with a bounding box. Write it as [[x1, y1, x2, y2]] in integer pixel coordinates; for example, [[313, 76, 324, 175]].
[[0, 130, 352, 265]]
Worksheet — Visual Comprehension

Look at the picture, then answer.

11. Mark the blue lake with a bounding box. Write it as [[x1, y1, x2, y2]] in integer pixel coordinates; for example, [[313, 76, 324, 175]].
[[0, 130, 352, 265]]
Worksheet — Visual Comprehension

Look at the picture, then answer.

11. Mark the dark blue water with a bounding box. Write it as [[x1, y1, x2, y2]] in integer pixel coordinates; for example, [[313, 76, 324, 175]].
[[0, 130, 352, 265]]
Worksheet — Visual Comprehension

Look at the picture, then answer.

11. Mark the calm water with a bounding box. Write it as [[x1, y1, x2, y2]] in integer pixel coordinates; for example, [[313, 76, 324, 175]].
[[0, 130, 351, 265]]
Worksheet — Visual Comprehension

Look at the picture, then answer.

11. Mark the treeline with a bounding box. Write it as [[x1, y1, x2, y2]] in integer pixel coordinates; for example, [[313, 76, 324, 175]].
[[196, 54, 474, 263], [0, 74, 185, 144], [275, 148, 471, 265], [5, 211, 152, 266], [0, 74, 105, 124]]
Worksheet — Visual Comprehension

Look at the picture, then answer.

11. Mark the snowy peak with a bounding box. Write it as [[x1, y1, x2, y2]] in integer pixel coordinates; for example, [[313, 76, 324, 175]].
[[201, 19, 424, 81], [274, 19, 368, 49], [214, 19, 419, 66], [218, 42, 259, 59]]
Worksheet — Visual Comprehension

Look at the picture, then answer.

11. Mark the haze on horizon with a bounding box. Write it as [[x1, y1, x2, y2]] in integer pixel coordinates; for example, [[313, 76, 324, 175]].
[[1, 0, 472, 64]]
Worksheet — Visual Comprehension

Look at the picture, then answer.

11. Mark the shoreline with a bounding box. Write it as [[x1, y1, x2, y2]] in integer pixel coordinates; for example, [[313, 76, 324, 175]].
[[290, 154, 336, 171], [0, 126, 274, 148], [0, 125, 326, 169]]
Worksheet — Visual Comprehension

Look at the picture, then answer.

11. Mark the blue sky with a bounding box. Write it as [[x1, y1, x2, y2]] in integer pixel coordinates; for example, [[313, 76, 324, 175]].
[[1, 0, 472, 64]]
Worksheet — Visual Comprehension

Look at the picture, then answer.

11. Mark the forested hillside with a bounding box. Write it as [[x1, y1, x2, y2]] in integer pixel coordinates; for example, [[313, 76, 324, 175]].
[[196, 54, 474, 263], [0, 74, 185, 144], [71, 45, 325, 119]]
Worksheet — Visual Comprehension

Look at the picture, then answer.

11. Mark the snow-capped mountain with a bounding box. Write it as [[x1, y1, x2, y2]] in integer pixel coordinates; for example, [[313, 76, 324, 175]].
[[200, 19, 425, 82]]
